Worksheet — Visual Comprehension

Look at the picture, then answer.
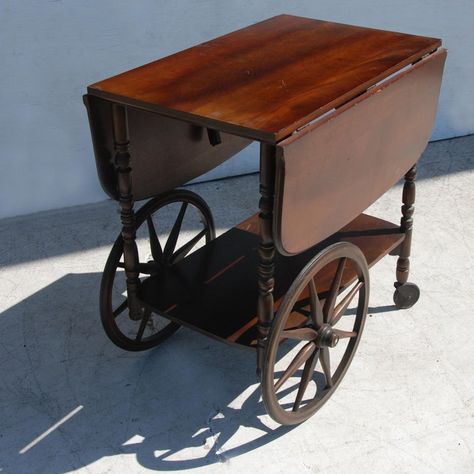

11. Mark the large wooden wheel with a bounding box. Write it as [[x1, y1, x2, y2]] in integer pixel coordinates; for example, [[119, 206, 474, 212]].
[[262, 242, 369, 425], [100, 189, 215, 351]]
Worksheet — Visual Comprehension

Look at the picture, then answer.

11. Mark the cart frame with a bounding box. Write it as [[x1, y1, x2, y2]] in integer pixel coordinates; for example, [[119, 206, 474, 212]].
[[83, 15, 446, 424]]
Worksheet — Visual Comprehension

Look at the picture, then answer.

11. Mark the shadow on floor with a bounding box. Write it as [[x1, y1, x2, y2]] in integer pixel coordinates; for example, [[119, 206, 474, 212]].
[[0, 271, 397, 472], [0, 272, 294, 472]]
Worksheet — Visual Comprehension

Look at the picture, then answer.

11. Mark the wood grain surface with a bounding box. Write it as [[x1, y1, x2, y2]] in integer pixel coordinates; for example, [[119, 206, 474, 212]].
[[84, 95, 251, 200], [274, 48, 446, 255], [88, 15, 440, 143], [140, 212, 404, 348]]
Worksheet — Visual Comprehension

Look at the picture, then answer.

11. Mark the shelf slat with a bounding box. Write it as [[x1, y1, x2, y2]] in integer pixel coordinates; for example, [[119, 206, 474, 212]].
[[140, 213, 403, 349]]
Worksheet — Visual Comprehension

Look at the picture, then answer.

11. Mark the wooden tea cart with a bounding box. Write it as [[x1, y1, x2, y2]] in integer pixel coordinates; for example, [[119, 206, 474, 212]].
[[84, 15, 446, 425]]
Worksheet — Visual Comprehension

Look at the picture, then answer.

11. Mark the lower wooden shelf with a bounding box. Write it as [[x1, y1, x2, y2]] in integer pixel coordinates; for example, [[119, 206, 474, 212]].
[[140, 213, 404, 349]]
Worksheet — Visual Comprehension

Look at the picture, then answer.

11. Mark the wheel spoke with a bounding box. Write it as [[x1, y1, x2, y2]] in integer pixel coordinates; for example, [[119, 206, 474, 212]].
[[147, 217, 163, 263], [331, 281, 364, 326], [281, 327, 318, 342], [274, 342, 316, 392], [117, 261, 160, 275], [320, 347, 333, 388], [135, 308, 152, 342], [323, 257, 346, 322], [113, 299, 128, 318], [169, 228, 207, 264], [293, 349, 319, 412], [309, 279, 324, 328], [164, 202, 188, 260], [333, 328, 357, 339]]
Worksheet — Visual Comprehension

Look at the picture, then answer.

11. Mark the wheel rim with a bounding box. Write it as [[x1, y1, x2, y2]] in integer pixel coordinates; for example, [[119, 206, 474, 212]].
[[262, 242, 369, 425], [100, 189, 215, 351]]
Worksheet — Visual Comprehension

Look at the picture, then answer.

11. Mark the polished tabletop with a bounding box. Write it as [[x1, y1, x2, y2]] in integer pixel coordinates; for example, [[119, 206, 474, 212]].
[[88, 15, 440, 143]]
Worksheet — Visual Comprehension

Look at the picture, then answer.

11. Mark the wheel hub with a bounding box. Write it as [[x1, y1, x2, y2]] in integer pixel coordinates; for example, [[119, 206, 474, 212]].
[[316, 323, 339, 348]]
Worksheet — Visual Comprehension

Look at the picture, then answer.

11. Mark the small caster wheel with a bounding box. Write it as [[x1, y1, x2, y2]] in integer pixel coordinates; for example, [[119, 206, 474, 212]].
[[393, 282, 420, 309]]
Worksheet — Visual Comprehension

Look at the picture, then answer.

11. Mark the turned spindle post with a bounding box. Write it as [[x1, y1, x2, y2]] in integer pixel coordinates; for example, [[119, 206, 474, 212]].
[[256, 143, 276, 379], [395, 163, 417, 288], [112, 104, 142, 320]]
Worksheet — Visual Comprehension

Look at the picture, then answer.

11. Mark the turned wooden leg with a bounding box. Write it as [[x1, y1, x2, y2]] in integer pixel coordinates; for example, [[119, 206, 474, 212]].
[[112, 104, 142, 320], [257, 143, 276, 379], [394, 163, 420, 309]]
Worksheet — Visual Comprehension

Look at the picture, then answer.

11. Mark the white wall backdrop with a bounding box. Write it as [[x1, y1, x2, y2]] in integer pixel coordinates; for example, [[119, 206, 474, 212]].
[[1, 1, 473, 218]]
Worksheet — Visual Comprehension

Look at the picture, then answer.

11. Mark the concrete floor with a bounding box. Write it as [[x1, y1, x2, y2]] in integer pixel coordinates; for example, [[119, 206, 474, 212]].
[[1, 135, 473, 473]]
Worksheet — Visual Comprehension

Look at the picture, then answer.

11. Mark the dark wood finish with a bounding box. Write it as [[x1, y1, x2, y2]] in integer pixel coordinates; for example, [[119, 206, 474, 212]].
[[393, 164, 421, 309], [85, 15, 446, 425], [262, 242, 369, 425], [87, 15, 440, 143], [140, 212, 404, 349], [396, 164, 417, 286], [274, 49, 446, 255], [256, 143, 276, 377], [112, 104, 142, 320], [84, 95, 251, 201]]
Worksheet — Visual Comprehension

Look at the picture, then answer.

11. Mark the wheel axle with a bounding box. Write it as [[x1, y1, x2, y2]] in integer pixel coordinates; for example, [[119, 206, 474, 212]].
[[316, 324, 340, 348]]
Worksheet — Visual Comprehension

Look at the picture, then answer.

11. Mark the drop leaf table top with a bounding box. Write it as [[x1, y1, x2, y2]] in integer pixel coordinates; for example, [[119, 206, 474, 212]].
[[88, 14, 440, 143]]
